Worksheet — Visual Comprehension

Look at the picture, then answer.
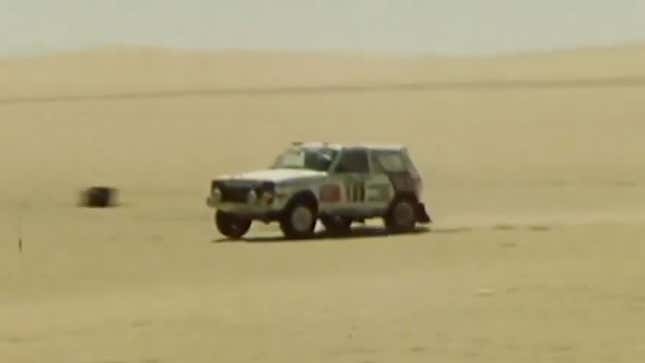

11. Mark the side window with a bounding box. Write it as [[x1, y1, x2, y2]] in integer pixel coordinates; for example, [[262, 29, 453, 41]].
[[335, 149, 369, 173], [372, 151, 406, 173]]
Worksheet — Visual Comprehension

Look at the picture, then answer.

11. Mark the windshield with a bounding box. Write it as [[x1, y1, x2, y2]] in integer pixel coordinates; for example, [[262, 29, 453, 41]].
[[271, 147, 338, 172]]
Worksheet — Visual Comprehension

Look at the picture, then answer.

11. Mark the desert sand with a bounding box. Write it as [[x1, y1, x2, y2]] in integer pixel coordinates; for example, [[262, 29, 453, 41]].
[[1, 45, 645, 362]]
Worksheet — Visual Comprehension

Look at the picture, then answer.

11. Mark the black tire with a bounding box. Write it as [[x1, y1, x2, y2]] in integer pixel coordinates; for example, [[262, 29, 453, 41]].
[[279, 199, 317, 239], [81, 186, 117, 208], [384, 197, 417, 233], [215, 210, 251, 239], [320, 215, 352, 236]]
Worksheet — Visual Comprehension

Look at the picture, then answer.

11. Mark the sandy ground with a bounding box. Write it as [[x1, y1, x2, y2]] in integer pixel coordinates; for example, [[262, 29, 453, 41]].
[[1, 46, 645, 362]]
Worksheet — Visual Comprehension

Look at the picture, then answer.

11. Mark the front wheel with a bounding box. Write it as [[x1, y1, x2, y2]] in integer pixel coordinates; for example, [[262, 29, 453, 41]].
[[215, 210, 251, 239], [279, 201, 317, 239], [384, 197, 417, 233]]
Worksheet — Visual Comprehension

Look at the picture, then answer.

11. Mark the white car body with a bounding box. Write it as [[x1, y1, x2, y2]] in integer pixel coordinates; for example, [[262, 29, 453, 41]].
[[206, 142, 431, 238]]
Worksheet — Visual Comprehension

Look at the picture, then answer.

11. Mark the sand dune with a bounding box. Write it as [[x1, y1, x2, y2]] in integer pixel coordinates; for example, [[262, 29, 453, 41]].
[[2, 44, 645, 100], [2, 46, 645, 363]]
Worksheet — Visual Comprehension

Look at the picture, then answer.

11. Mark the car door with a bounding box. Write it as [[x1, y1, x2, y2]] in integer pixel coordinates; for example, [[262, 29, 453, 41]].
[[327, 147, 371, 215], [363, 149, 396, 213]]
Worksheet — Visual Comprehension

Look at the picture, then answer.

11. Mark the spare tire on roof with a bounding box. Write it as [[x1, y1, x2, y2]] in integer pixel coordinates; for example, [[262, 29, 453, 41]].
[[80, 186, 118, 208]]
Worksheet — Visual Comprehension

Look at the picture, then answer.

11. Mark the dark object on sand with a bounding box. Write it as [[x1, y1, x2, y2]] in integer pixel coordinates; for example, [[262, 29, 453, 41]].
[[80, 186, 118, 208]]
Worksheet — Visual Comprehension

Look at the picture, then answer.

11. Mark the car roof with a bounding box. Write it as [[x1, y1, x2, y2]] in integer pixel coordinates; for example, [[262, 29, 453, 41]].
[[293, 141, 406, 152]]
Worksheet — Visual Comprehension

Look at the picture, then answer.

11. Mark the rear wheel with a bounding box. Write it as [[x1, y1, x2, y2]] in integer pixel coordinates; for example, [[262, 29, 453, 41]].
[[215, 210, 251, 239], [320, 215, 352, 236], [280, 200, 317, 239], [384, 197, 417, 233]]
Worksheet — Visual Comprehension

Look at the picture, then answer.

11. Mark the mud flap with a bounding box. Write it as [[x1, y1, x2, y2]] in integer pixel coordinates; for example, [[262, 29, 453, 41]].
[[415, 203, 432, 223]]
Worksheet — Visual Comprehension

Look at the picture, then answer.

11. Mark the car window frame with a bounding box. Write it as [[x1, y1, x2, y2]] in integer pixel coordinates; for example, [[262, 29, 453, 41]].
[[331, 147, 371, 174], [371, 150, 408, 174]]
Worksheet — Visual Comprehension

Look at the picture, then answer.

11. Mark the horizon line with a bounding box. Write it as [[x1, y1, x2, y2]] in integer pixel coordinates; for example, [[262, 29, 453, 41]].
[[2, 39, 645, 61], [3, 76, 645, 106]]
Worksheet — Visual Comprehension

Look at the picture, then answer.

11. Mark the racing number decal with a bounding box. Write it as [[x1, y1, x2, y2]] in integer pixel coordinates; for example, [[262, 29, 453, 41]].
[[345, 181, 365, 202], [344, 182, 391, 202]]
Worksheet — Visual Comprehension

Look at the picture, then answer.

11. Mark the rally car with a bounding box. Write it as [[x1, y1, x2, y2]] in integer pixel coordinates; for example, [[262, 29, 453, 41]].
[[206, 142, 431, 239]]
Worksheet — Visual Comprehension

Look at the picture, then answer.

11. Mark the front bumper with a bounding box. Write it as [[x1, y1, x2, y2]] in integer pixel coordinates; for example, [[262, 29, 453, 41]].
[[206, 195, 286, 221]]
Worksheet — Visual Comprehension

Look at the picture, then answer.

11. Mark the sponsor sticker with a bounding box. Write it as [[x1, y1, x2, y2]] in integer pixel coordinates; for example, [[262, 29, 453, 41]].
[[366, 184, 391, 202], [320, 184, 341, 202]]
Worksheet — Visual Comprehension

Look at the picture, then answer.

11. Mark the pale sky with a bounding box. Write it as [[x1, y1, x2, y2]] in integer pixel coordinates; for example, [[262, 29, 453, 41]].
[[2, 0, 645, 56]]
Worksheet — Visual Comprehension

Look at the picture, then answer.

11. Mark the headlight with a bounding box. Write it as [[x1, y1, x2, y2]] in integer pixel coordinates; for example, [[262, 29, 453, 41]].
[[247, 190, 258, 204], [212, 186, 222, 201], [259, 182, 275, 205], [260, 191, 274, 204]]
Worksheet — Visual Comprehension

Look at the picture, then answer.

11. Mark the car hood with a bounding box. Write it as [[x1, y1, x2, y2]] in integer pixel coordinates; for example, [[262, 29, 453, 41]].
[[216, 168, 327, 183]]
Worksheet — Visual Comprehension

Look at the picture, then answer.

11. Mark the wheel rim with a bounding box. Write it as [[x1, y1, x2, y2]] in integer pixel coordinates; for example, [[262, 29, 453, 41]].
[[230, 219, 245, 234], [393, 201, 415, 227], [291, 205, 314, 232]]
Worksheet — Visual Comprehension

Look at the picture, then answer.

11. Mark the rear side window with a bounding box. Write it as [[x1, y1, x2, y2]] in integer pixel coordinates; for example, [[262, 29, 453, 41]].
[[335, 149, 369, 173], [402, 149, 421, 178], [372, 151, 407, 173]]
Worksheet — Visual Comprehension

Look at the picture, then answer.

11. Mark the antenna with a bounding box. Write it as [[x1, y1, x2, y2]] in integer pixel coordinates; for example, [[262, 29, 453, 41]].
[[17, 204, 23, 253]]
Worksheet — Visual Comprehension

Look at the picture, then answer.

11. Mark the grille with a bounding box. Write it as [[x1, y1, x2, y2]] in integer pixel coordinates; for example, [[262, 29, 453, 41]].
[[212, 180, 274, 204], [219, 185, 252, 203]]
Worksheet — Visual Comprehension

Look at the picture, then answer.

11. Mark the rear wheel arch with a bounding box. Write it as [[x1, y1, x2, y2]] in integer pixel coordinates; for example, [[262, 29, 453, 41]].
[[387, 191, 418, 209]]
